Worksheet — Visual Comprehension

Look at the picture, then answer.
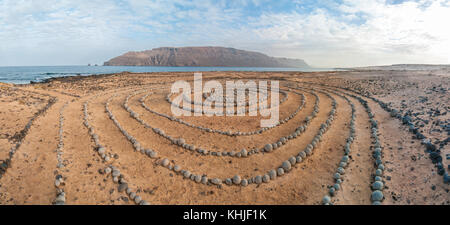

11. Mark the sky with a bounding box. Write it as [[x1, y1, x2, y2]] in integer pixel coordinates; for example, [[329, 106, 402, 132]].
[[0, 0, 449, 67]]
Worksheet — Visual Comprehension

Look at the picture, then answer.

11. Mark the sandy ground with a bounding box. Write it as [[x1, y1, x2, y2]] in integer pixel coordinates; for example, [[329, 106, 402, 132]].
[[0, 70, 448, 205]]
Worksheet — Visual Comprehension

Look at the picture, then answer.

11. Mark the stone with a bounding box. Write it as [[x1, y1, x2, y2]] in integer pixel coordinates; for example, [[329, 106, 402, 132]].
[[118, 183, 128, 192], [240, 149, 248, 157], [277, 168, 285, 176], [371, 190, 384, 201], [322, 195, 331, 204], [161, 158, 170, 167], [282, 161, 292, 171], [241, 179, 248, 186], [289, 157, 296, 166], [262, 174, 270, 183], [134, 196, 142, 204], [329, 187, 335, 196], [211, 178, 222, 185], [264, 144, 273, 152], [372, 181, 384, 190], [375, 169, 383, 176], [334, 173, 340, 180], [268, 170, 277, 180], [255, 175, 262, 184], [201, 176, 208, 185], [232, 175, 241, 185], [194, 175, 202, 183], [337, 167, 345, 175], [333, 183, 340, 191]]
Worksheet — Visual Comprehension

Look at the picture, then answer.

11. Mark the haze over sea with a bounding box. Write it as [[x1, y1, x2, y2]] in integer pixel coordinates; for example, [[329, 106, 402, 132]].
[[0, 66, 340, 84]]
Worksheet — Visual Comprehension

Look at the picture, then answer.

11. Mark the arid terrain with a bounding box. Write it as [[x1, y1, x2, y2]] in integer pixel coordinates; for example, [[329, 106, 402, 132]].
[[0, 69, 449, 205]]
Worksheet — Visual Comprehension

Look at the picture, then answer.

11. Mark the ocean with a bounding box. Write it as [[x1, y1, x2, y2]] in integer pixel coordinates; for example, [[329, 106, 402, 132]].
[[0, 66, 340, 84]]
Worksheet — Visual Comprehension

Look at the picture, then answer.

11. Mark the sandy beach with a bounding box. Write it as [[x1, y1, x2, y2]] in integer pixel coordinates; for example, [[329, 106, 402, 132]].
[[0, 69, 448, 205]]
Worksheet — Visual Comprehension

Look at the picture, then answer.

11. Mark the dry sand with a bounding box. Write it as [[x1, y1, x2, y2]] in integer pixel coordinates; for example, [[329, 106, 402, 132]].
[[0, 70, 448, 205]]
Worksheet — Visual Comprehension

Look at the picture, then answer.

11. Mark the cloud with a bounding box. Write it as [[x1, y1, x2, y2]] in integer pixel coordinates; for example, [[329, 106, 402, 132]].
[[0, 0, 449, 67]]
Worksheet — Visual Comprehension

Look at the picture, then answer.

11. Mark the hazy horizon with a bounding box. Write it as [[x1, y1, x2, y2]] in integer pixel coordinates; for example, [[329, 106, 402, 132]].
[[1, 0, 450, 67]]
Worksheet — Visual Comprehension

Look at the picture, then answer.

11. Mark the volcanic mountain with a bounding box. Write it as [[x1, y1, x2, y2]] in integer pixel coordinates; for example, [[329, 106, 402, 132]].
[[104, 46, 309, 68]]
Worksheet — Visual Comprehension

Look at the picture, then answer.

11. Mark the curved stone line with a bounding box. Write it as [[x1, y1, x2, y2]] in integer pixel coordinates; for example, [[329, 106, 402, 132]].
[[123, 88, 319, 157], [183, 87, 282, 108], [0, 88, 57, 181], [313, 82, 449, 184], [305, 83, 385, 205], [166, 83, 289, 115], [103, 84, 339, 187], [83, 92, 151, 205], [140, 88, 304, 137], [301, 88, 356, 205], [167, 91, 286, 115], [53, 101, 69, 205]]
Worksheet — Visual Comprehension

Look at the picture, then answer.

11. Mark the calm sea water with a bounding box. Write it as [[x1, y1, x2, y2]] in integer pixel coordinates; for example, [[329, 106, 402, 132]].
[[0, 66, 340, 84]]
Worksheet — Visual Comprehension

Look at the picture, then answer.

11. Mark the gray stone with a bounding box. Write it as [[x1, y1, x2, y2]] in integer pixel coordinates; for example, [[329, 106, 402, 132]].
[[372, 181, 384, 190], [282, 161, 291, 171], [232, 175, 241, 185], [322, 195, 331, 204], [262, 174, 270, 183], [371, 190, 384, 201], [118, 183, 128, 192], [255, 175, 262, 184], [161, 158, 170, 167], [268, 170, 277, 180], [277, 168, 285, 176]]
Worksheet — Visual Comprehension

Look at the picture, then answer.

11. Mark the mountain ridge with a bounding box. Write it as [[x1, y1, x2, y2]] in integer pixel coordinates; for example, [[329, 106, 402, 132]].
[[104, 46, 309, 68]]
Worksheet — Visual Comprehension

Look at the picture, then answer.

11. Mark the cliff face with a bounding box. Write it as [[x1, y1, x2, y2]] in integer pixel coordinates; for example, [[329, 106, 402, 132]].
[[104, 47, 309, 68]]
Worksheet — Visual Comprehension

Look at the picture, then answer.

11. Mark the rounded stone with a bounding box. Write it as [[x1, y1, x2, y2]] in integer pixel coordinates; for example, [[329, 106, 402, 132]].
[[264, 144, 273, 152], [201, 176, 208, 185], [341, 155, 349, 163], [211, 178, 222, 185], [322, 195, 331, 204], [288, 157, 296, 166], [333, 183, 340, 191], [372, 181, 384, 190], [161, 158, 170, 167], [118, 183, 128, 192], [262, 174, 270, 183], [225, 178, 232, 185], [241, 179, 248, 187], [282, 161, 292, 171], [173, 165, 181, 172], [277, 168, 285, 176], [134, 196, 142, 204], [240, 149, 248, 157], [333, 173, 340, 180], [268, 170, 277, 180], [329, 187, 336, 196], [255, 175, 262, 184], [232, 175, 241, 185], [375, 169, 383, 176], [337, 167, 345, 175], [371, 190, 384, 201]]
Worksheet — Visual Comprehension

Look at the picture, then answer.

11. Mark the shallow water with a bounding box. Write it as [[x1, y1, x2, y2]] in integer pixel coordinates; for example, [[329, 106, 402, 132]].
[[0, 66, 342, 84]]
